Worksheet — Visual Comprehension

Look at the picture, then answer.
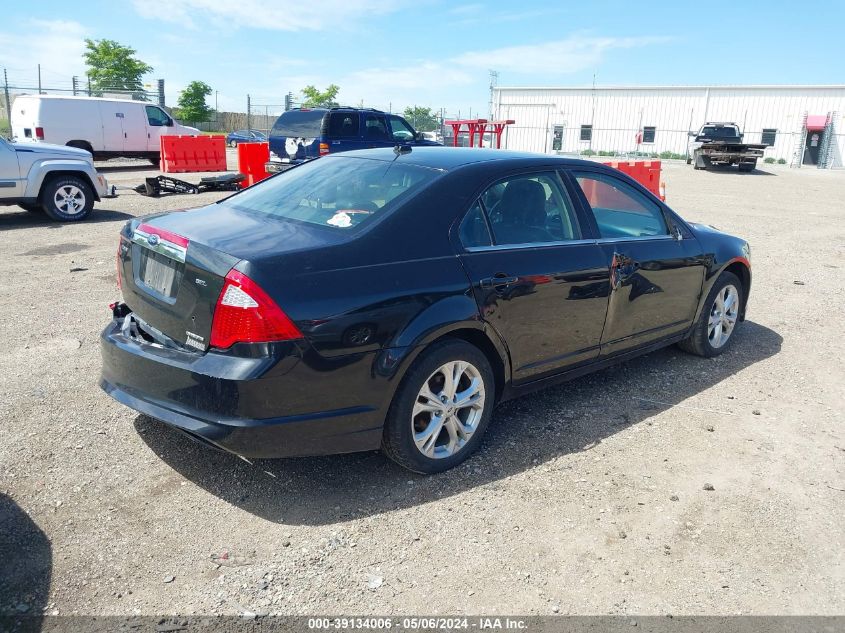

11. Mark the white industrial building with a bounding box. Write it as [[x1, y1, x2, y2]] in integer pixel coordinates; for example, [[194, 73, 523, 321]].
[[492, 85, 845, 168]]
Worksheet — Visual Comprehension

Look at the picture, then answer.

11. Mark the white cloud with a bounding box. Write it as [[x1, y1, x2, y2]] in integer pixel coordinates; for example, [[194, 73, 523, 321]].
[[132, 0, 409, 31], [453, 34, 673, 75], [0, 20, 88, 84]]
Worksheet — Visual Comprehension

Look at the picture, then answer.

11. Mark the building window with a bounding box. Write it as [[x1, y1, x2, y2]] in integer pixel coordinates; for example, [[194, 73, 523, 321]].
[[642, 126, 656, 144], [552, 125, 564, 151], [761, 128, 777, 146], [580, 125, 592, 141]]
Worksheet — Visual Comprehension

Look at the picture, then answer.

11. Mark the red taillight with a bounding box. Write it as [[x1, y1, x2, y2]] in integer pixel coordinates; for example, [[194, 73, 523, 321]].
[[209, 270, 302, 349], [319, 142, 329, 156], [35, 127, 44, 140]]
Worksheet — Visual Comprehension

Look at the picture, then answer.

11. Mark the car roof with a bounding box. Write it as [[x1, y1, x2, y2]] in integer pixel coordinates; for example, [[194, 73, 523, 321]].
[[327, 146, 602, 171]]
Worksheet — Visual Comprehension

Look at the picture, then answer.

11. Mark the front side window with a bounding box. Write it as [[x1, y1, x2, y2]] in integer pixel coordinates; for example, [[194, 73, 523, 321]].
[[145, 106, 170, 126], [387, 115, 416, 141], [572, 171, 668, 239], [327, 112, 361, 138], [363, 114, 389, 140], [473, 172, 581, 247], [225, 156, 439, 231]]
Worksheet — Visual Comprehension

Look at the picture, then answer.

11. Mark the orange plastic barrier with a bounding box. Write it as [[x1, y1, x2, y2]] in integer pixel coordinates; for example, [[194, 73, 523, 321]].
[[604, 160, 664, 200], [160, 135, 227, 173], [237, 142, 271, 188]]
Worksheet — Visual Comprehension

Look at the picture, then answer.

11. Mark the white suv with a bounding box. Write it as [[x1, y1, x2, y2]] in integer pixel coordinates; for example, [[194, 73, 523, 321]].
[[0, 136, 113, 221]]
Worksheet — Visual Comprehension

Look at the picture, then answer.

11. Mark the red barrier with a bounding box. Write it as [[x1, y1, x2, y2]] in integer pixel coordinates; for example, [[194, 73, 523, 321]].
[[604, 160, 664, 200], [237, 142, 271, 188], [160, 135, 227, 173]]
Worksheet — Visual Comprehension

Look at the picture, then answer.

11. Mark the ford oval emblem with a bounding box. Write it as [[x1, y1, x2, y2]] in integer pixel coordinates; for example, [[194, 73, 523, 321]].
[[147, 234, 160, 246]]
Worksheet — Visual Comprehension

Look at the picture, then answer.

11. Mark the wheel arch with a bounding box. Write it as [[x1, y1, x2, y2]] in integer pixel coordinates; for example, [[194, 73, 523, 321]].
[[38, 170, 100, 202], [66, 140, 94, 155], [723, 258, 751, 319]]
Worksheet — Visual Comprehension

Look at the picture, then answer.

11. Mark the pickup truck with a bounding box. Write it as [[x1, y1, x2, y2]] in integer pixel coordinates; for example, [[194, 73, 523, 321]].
[[0, 136, 114, 221], [687, 122, 765, 172]]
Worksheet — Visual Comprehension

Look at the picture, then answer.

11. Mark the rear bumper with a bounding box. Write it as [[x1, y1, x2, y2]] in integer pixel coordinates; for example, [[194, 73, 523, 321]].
[[99, 317, 385, 458]]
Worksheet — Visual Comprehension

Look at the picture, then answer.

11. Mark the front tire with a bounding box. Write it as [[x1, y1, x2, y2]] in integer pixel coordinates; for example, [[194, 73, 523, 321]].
[[229, 140, 238, 148], [382, 339, 495, 474], [40, 175, 94, 221], [678, 271, 743, 357]]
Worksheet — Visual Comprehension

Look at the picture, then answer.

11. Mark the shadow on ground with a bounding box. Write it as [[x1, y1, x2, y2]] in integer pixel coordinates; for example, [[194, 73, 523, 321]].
[[702, 165, 776, 176], [136, 321, 782, 526], [0, 494, 51, 627], [0, 208, 134, 229]]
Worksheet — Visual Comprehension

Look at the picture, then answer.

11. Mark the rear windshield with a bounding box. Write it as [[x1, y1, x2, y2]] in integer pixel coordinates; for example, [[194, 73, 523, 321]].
[[699, 126, 739, 139], [225, 157, 441, 230], [270, 110, 325, 138]]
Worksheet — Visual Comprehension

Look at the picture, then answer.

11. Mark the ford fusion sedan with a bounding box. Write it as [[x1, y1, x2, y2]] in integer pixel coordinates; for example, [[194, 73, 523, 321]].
[[100, 147, 751, 474]]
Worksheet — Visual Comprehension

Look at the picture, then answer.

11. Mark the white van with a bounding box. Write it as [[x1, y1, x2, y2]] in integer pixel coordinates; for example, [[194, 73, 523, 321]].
[[10, 95, 200, 166]]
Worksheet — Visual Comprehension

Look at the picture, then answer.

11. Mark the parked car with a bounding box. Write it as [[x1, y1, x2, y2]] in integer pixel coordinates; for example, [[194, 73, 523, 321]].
[[101, 147, 751, 474], [226, 130, 267, 147], [266, 107, 440, 172], [0, 135, 114, 221], [10, 95, 199, 166]]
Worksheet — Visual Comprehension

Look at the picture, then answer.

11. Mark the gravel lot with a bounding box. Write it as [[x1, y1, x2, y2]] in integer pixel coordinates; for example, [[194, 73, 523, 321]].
[[1, 153, 843, 617]]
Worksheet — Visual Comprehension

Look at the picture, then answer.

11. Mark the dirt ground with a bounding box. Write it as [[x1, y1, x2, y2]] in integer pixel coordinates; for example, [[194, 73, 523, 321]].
[[1, 154, 843, 617]]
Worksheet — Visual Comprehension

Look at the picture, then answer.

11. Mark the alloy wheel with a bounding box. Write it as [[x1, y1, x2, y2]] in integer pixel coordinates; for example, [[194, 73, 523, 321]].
[[708, 284, 739, 348], [412, 360, 485, 459], [53, 185, 86, 216]]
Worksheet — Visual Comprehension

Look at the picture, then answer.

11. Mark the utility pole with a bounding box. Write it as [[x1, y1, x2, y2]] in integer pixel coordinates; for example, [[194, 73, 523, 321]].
[[3, 69, 11, 130], [488, 69, 498, 119], [246, 94, 251, 132], [72, 76, 78, 96], [37, 64, 42, 94], [87, 74, 92, 96]]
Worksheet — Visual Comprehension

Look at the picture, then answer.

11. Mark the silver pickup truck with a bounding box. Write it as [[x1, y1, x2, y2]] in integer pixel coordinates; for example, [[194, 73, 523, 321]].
[[0, 136, 115, 221]]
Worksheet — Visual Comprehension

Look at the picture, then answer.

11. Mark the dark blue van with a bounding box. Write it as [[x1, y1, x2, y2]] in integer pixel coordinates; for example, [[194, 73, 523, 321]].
[[267, 107, 440, 170]]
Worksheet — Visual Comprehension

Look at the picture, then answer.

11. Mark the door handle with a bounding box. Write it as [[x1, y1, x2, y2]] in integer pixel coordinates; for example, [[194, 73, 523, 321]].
[[480, 274, 519, 289]]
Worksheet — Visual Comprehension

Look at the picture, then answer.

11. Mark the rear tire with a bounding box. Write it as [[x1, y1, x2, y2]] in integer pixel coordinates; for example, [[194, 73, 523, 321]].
[[39, 175, 94, 222], [229, 140, 237, 148], [738, 160, 756, 172], [678, 271, 743, 357], [382, 339, 495, 474]]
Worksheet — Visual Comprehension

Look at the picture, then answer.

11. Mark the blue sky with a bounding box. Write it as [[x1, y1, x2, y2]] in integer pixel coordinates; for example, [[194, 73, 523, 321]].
[[1, 1, 842, 117]]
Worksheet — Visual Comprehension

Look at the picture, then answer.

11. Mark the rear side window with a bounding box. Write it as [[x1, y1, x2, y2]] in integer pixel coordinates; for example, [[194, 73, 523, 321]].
[[572, 171, 667, 239], [226, 157, 439, 231], [327, 112, 360, 138], [271, 110, 325, 138], [466, 172, 581, 247], [459, 201, 493, 248], [363, 114, 389, 140]]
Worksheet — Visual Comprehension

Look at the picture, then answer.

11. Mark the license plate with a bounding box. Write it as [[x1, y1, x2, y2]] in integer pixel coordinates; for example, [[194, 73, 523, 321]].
[[139, 248, 180, 297]]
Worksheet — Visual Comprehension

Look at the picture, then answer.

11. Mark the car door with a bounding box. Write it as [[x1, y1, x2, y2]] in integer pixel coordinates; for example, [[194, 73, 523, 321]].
[[566, 167, 705, 357], [457, 170, 611, 383], [144, 105, 173, 152], [325, 111, 363, 153], [0, 139, 23, 197]]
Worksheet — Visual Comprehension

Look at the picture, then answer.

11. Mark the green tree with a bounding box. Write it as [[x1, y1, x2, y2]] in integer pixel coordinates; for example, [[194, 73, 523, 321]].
[[175, 81, 213, 123], [83, 39, 152, 96], [300, 84, 340, 107], [403, 106, 439, 132]]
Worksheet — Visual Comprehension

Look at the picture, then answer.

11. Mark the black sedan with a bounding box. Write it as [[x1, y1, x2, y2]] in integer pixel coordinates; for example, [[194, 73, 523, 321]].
[[101, 147, 751, 474], [226, 130, 267, 147]]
